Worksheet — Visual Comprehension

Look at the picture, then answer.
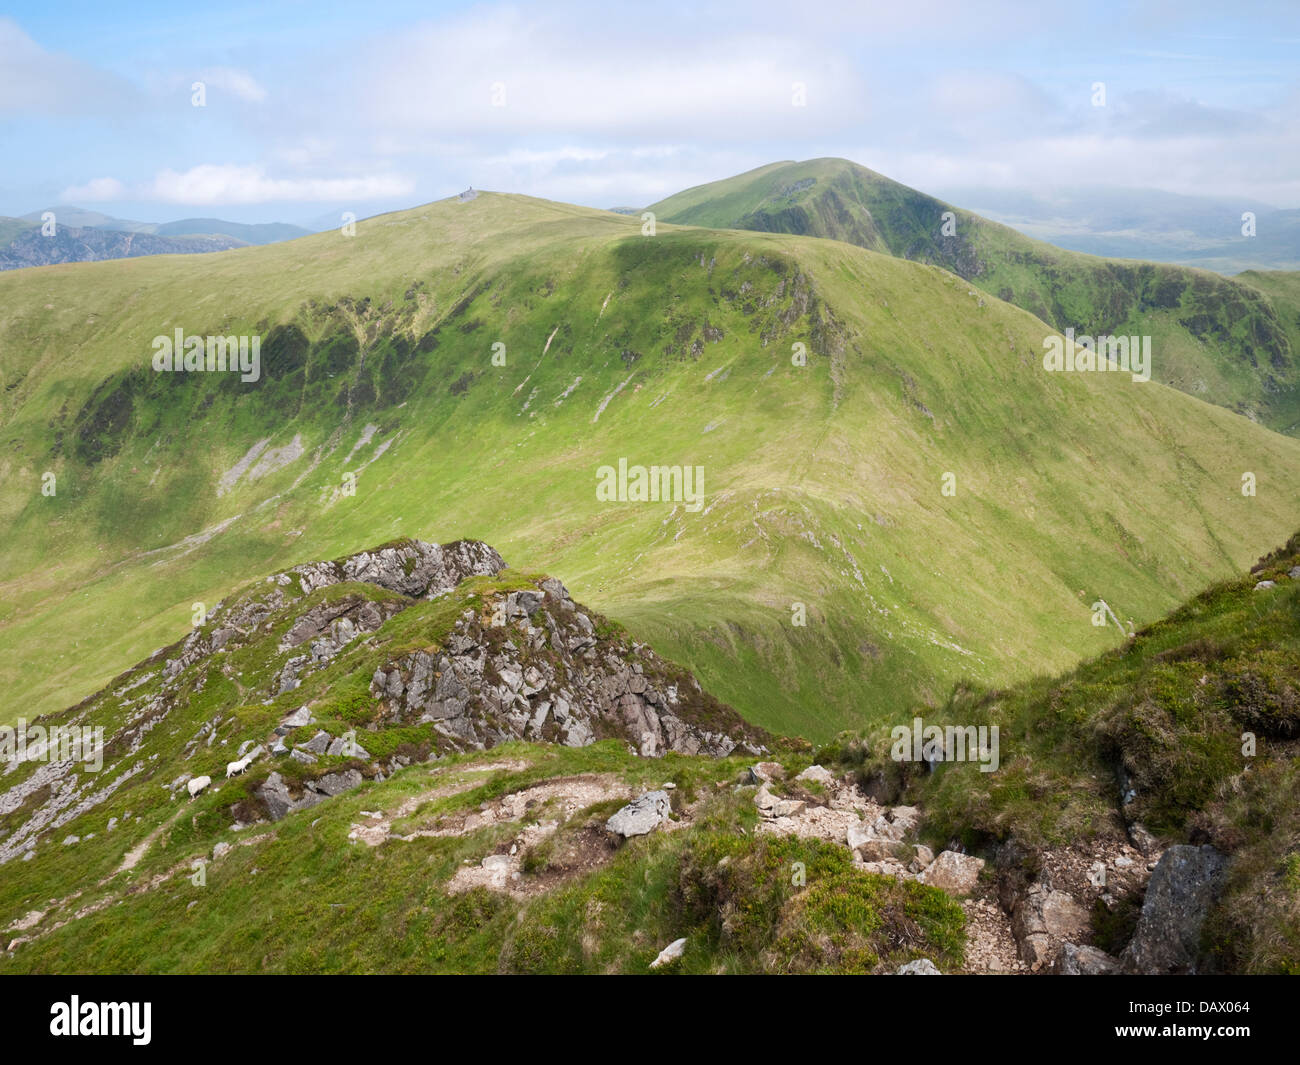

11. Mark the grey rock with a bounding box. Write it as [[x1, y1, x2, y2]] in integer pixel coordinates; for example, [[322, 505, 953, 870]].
[[795, 764, 836, 787], [1121, 844, 1229, 974], [308, 769, 364, 797], [1054, 942, 1120, 975], [920, 851, 985, 896], [895, 958, 941, 975], [281, 706, 313, 729], [606, 790, 672, 838], [302, 730, 332, 754], [257, 773, 294, 821]]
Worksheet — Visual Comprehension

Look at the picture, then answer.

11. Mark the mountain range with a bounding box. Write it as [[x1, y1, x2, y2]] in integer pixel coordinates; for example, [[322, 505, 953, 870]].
[[0, 208, 314, 272]]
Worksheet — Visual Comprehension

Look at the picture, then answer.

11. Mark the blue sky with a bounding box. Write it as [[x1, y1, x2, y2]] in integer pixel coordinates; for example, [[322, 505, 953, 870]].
[[2, 0, 1298, 225]]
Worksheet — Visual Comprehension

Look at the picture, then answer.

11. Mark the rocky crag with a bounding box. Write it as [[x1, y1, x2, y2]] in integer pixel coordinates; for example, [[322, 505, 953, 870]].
[[0, 538, 765, 865]]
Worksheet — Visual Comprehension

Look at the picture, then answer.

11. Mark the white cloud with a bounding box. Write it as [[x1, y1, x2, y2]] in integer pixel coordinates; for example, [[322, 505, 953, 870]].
[[357, 9, 867, 142], [60, 176, 128, 201], [59, 165, 414, 206], [145, 165, 414, 204]]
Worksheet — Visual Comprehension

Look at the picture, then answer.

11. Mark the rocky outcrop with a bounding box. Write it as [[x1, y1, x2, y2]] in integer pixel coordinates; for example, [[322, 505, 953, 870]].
[[0, 538, 761, 864], [368, 576, 763, 758], [289, 539, 505, 601], [1121, 844, 1228, 974]]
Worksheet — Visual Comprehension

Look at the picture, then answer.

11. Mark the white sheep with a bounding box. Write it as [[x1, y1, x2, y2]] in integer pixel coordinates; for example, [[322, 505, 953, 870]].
[[225, 755, 254, 778], [187, 775, 212, 800]]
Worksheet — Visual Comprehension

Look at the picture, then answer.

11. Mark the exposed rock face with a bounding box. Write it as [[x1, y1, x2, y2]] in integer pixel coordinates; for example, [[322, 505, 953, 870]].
[[368, 577, 763, 758], [290, 539, 505, 601], [1121, 844, 1229, 974]]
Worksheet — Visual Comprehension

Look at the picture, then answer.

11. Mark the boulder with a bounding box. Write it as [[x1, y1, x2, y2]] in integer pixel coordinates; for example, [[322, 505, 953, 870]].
[[753, 783, 804, 819], [257, 772, 294, 821], [795, 764, 836, 787], [281, 706, 313, 730], [308, 769, 364, 797], [606, 791, 672, 838], [1054, 942, 1120, 975], [302, 730, 332, 754], [1011, 883, 1090, 968], [920, 851, 985, 896], [748, 761, 786, 784], [895, 958, 941, 975], [1121, 844, 1228, 974]]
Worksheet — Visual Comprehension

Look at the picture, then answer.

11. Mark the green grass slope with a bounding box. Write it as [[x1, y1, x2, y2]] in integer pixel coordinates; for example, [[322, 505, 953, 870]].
[[649, 158, 1300, 434], [1, 191, 1298, 741], [827, 531, 1300, 973]]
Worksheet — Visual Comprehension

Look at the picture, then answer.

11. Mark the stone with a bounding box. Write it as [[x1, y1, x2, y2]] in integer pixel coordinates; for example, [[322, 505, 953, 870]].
[[650, 937, 687, 969], [920, 851, 985, 896], [1121, 844, 1229, 974], [1011, 883, 1090, 968], [605, 791, 672, 838], [855, 836, 906, 862], [749, 761, 786, 784], [290, 748, 318, 764], [308, 769, 364, 797], [1255, 580, 1276, 590], [303, 730, 332, 754], [1127, 822, 1159, 855], [281, 706, 313, 729], [212, 841, 232, 860], [794, 764, 835, 787], [257, 772, 294, 821], [895, 958, 941, 975], [887, 805, 921, 836], [1054, 943, 1120, 975]]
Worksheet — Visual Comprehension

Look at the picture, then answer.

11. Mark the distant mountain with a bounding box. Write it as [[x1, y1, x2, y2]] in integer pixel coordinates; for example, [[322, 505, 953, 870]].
[[152, 218, 313, 245], [18, 205, 153, 232], [2, 206, 314, 270], [937, 186, 1300, 273], [648, 158, 1300, 434], [0, 221, 244, 271]]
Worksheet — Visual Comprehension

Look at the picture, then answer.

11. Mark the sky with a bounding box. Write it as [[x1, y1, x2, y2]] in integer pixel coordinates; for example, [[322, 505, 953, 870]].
[[2, 0, 1299, 226]]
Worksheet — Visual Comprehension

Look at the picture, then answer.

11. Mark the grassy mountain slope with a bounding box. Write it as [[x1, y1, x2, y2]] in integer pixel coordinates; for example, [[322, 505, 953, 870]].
[[649, 159, 1300, 434], [1, 191, 1298, 742], [827, 531, 1300, 973]]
